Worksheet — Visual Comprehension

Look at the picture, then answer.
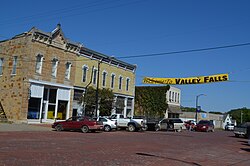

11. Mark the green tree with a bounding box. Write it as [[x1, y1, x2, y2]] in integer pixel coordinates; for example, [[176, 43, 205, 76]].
[[228, 107, 250, 124], [135, 86, 170, 118], [79, 87, 114, 116]]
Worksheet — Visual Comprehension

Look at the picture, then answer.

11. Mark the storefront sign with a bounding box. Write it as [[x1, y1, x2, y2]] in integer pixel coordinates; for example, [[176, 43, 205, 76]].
[[143, 73, 229, 85]]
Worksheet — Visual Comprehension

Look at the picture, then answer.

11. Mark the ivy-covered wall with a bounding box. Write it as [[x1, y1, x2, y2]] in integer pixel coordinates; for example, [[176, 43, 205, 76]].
[[135, 85, 170, 118]]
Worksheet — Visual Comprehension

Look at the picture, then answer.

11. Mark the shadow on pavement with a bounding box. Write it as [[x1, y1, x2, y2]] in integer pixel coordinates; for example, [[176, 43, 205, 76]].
[[136, 152, 201, 166]]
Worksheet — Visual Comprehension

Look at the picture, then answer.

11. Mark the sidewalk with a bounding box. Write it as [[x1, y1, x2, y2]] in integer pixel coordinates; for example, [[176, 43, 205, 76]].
[[0, 123, 52, 132]]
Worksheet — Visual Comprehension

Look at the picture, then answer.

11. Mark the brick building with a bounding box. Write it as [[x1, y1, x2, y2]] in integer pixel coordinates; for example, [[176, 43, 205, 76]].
[[0, 24, 136, 123]]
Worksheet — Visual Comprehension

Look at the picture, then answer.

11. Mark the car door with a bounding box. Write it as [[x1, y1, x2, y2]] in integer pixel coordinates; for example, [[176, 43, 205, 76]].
[[160, 119, 168, 130]]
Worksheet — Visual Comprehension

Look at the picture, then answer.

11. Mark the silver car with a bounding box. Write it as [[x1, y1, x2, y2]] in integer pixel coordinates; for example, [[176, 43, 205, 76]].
[[94, 117, 117, 132]]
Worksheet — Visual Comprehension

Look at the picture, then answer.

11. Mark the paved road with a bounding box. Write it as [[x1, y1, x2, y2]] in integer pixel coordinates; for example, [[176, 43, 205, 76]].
[[0, 124, 249, 166]]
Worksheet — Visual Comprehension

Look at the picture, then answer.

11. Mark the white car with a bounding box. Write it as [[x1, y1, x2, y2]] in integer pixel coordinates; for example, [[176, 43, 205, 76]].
[[94, 117, 117, 132], [225, 124, 234, 131]]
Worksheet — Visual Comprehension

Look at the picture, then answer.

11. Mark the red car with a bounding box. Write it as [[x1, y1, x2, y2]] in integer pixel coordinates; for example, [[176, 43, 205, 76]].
[[195, 120, 214, 132], [52, 116, 103, 133]]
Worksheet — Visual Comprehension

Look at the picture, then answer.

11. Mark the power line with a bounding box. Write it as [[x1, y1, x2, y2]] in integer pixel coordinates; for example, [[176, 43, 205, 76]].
[[0, 0, 144, 28], [117, 42, 250, 59]]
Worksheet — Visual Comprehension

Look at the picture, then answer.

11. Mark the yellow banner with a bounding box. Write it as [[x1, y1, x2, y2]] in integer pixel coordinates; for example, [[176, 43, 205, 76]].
[[143, 73, 229, 85]]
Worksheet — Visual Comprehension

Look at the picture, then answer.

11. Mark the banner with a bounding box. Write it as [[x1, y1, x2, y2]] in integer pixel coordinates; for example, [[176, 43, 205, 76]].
[[143, 73, 229, 85]]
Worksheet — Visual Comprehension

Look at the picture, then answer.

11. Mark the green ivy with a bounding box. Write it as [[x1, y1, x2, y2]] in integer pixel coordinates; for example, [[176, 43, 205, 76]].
[[135, 85, 170, 118]]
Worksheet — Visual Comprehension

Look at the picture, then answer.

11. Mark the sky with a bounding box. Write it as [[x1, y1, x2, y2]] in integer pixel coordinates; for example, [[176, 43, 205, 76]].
[[1, 0, 250, 112]]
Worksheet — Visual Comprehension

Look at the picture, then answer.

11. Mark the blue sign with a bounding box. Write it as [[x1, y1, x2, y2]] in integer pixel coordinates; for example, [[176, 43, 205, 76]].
[[196, 106, 201, 112]]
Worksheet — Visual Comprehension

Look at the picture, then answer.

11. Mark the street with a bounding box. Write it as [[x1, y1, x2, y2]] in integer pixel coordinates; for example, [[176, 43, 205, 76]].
[[0, 126, 249, 166]]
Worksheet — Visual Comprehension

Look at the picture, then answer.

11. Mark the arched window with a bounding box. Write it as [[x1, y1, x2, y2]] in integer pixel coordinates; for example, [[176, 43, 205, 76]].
[[65, 62, 72, 80], [35, 54, 43, 74], [126, 77, 130, 91], [93, 68, 98, 85], [102, 71, 107, 87], [119, 76, 123, 90], [0, 58, 4, 75], [51, 58, 59, 77], [111, 73, 115, 89], [82, 65, 88, 82]]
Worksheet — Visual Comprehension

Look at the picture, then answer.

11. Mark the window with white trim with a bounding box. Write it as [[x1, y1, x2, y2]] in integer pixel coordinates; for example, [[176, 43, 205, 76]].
[[65, 62, 72, 80], [111, 73, 115, 89], [102, 71, 107, 87], [93, 68, 97, 85], [51, 58, 59, 77], [126, 77, 130, 91], [169, 91, 171, 102], [119, 76, 123, 90], [0, 58, 4, 76], [35, 54, 43, 74], [11, 56, 17, 75], [82, 65, 88, 82]]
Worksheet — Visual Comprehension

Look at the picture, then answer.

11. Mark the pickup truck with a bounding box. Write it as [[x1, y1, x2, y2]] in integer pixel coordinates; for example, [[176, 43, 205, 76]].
[[110, 114, 147, 132], [234, 122, 250, 138]]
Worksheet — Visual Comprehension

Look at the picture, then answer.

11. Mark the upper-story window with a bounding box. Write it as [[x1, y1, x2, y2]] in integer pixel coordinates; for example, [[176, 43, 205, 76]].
[[102, 71, 107, 87], [175, 92, 177, 102], [11, 56, 17, 75], [119, 76, 123, 90], [93, 68, 97, 85], [51, 58, 59, 77], [177, 93, 180, 103], [65, 62, 72, 80], [111, 73, 115, 89], [172, 92, 174, 102], [35, 54, 43, 74], [126, 77, 130, 91], [169, 91, 171, 102], [82, 65, 88, 82], [0, 58, 4, 76]]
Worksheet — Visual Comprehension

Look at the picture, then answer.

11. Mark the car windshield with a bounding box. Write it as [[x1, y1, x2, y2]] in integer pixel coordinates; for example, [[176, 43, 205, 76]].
[[172, 119, 183, 123], [198, 121, 209, 125]]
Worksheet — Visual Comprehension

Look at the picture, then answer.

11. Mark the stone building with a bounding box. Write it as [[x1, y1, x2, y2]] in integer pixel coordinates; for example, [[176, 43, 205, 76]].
[[0, 24, 136, 123]]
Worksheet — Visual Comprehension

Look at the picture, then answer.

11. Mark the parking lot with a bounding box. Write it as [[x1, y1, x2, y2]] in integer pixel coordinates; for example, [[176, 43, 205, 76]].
[[0, 124, 249, 166]]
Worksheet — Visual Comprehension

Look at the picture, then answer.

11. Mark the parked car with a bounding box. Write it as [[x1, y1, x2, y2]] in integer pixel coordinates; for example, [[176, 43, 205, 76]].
[[234, 122, 250, 138], [93, 117, 117, 132], [52, 116, 103, 133], [225, 123, 234, 131], [155, 118, 185, 132], [195, 120, 214, 132], [110, 114, 147, 132]]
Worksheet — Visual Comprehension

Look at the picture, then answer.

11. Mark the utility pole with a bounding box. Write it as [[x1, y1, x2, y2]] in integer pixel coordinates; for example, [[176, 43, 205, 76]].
[[195, 94, 206, 123], [95, 61, 101, 117]]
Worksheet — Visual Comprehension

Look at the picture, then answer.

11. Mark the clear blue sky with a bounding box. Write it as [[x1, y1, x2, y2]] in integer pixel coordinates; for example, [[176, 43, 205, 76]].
[[1, 0, 250, 112]]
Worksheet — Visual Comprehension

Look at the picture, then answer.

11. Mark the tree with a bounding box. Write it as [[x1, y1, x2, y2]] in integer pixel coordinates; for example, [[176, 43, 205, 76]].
[[228, 107, 250, 124], [79, 87, 114, 116], [135, 86, 170, 118]]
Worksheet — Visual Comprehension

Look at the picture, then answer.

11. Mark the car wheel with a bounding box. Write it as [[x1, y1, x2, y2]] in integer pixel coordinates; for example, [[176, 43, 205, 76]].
[[235, 134, 239, 137], [55, 124, 63, 131], [169, 124, 174, 129], [81, 125, 89, 133], [104, 125, 111, 132], [128, 124, 136, 132], [177, 127, 182, 132], [155, 126, 160, 131]]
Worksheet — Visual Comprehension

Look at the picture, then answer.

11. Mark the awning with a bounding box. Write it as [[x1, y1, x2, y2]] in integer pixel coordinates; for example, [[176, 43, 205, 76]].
[[168, 105, 182, 114]]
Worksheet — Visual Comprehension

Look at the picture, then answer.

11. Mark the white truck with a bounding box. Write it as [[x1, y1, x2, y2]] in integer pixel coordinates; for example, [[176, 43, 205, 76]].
[[110, 114, 147, 132]]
